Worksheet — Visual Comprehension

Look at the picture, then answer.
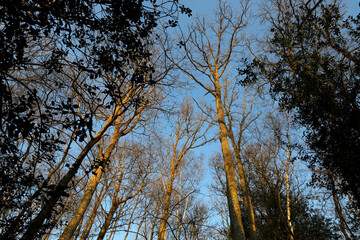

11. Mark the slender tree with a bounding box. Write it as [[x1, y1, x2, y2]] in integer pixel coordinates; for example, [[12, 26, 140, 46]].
[[157, 100, 210, 240]]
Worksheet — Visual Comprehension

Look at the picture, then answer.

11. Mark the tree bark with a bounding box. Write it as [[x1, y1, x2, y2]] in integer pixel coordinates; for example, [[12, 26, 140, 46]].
[[285, 142, 294, 240], [20, 136, 102, 240], [80, 185, 107, 240], [97, 199, 121, 240], [158, 159, 178, 240], [215, 83, 245, 240], [97, 169, 144, 240], [59, 124, 123, 240], [330, 173, 352, 240], [59, 166, 104, 240], [284, 116, 295, 240]]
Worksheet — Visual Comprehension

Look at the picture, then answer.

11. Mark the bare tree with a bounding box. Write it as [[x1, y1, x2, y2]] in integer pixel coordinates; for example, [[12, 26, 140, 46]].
[[163, 1, 255, 239], [59, 73, 156, 240], [122, 99, 210, 240], [156, 100, 210, 240], [95, 141, 150, 240]]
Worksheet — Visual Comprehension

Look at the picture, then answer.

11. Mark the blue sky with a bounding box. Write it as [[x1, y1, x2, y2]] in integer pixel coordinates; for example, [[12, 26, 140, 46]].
[[182, 0, 359, 19]]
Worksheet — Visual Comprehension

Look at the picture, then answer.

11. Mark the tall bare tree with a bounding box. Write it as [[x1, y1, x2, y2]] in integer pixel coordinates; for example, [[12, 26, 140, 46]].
[[164, 1, 255, 239]]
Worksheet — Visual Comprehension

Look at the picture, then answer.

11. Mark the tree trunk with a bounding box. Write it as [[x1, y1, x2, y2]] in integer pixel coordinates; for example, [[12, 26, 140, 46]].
[[59, 123, 123, 240], [59, 166, 104, 240], [20, 136, 101, 240], [233, 148, 257, 240], [215, 83, 245, 240], [285, 149, 294, 240], [330, 174, 351, 240], [97, 170, 124, 240], [19, 111, 118, 240], [158, 167, 177, 240], [227, 124, 257, 240], [283, 115, 295, 240], [97, 199, 121, 240], [80, 186, 107, 240]]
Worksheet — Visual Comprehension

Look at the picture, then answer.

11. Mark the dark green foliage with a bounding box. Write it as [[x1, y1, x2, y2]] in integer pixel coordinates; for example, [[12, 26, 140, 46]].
[[1, 0, 156, 74], [242, 147, 338, 240], [0, 79, 62, 237], [241, 0, 360, 209], [0, 0, 190, 238], [291, 197, 338, 240], [253, 191, 338, 240]]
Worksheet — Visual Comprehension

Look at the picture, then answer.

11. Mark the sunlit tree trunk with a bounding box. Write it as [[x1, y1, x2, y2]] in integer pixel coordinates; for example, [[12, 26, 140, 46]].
[[285, 153, 294, 240], [233, 145, 257, 240], [21, 136, 106, 240], [60, 165, 105, 240], [284, 117, 294, 240], [96, 169, 124, 240], [329, 172, 352, 240], [20, 104, 123, 240], [225, 88, 258, 240], [59, 112, 140, 240], [97, 174, 144, 240], [79, 186, 107, 240], [176, 172, 190, 239], [123, 198, 142, 240], [214, 83, 246, 240], [158, 167, 177, 240], [5, 130, 75, 239]]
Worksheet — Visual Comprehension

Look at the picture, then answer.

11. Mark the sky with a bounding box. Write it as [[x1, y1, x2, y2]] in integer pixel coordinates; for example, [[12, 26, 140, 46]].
[[184, 0, 359, 14]]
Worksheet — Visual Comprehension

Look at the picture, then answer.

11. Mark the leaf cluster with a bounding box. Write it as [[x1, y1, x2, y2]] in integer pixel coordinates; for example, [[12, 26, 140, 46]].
[[242, 0, 360, 209]]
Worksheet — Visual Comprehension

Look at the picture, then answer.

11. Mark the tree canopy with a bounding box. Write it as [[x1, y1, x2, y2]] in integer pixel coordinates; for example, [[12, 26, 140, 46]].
[[241, 0, 360, 209], [0, 0, 190, 239]]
